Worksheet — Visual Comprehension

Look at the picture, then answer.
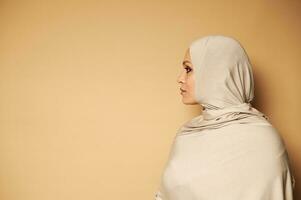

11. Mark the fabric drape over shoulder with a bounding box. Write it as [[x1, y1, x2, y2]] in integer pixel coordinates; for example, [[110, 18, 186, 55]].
[[154, 35, 295, 200]]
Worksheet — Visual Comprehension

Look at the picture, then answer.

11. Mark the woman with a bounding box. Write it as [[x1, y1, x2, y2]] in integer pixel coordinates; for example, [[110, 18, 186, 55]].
[[154, 35, 295, 200]]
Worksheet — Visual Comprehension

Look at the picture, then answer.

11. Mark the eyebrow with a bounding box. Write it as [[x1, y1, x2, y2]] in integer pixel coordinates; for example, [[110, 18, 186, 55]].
[[182, 60, 192, 66]]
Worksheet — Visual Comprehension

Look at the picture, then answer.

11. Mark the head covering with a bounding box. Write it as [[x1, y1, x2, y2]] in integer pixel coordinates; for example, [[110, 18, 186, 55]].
[[154, 35, 296, 200], [177, 35, 269, 136]]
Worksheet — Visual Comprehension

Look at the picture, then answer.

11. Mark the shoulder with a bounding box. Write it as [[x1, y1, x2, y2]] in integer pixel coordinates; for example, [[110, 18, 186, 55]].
[[229, 123, 287, 157]]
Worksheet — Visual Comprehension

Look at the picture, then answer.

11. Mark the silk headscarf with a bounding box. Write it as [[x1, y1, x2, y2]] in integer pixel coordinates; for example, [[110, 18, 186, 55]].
[[177, 35, 269, 136]]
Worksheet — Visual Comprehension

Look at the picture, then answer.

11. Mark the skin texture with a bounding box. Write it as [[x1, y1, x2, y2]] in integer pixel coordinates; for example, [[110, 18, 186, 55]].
[[177, 48, 198, 105]]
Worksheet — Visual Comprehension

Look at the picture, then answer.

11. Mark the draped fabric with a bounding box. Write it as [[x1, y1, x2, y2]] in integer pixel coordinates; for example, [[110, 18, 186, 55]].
[[154, 35, 295, 200]]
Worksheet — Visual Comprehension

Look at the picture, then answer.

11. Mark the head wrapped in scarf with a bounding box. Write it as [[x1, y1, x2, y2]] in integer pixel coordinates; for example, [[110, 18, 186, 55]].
[[177, 35, 269, 136]]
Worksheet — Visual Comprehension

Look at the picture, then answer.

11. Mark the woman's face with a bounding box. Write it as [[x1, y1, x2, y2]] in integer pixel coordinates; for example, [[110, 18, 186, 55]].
[[177, 48, 198, 105]]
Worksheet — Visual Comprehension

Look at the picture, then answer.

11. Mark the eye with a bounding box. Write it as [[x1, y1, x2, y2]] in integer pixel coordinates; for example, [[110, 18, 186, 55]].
[[184, 66, 192, 73]]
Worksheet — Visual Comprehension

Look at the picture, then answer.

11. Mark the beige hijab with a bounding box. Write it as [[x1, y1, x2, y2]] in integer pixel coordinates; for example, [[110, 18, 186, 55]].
[[154, 35, 295, 200], [177, 35, 269, 136]]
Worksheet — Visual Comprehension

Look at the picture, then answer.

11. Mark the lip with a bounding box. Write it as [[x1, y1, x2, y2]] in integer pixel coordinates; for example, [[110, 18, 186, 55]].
[[180, 88, 186, 95], [180, 88, 187, 92]]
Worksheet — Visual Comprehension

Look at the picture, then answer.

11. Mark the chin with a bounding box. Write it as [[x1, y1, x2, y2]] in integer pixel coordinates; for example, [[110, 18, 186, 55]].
[[182, 98, 198, 105]]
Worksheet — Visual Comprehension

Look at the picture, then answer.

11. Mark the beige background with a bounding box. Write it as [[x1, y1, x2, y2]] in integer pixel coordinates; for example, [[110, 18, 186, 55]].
[[0, 0, 300, 199]]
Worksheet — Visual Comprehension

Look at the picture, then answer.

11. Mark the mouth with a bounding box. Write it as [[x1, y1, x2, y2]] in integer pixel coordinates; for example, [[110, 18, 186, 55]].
[[180, 88, 187, 93]]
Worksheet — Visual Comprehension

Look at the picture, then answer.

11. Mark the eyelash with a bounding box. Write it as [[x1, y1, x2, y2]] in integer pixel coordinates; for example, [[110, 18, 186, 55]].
[[185, 66, 192, 73]]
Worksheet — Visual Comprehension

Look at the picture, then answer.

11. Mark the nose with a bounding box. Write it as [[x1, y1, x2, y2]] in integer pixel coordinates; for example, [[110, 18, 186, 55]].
[[177, 70, 185, 84]]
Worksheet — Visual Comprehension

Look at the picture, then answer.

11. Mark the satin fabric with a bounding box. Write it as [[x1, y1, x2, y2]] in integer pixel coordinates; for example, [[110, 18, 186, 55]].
[[154, 35, 295, 200]]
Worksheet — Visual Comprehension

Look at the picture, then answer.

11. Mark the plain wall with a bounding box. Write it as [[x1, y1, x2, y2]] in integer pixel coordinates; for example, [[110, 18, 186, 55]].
[[0, 0, 300, 199]]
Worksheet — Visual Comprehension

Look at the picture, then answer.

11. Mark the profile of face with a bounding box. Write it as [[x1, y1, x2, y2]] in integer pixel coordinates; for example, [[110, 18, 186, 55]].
[[177, 48, 198, 105]]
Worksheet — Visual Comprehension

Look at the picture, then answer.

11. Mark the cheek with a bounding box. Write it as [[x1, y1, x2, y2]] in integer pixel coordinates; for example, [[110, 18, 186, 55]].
[[187, 75, 195, 91]]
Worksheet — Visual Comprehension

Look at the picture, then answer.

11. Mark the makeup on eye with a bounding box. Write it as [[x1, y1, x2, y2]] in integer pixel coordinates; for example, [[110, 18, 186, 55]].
[[184, 66, 192, 73]]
